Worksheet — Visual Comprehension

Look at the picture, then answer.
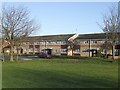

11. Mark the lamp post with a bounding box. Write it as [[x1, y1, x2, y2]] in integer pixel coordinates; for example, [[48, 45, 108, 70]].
[[89, 39, 91, 57], [45, 40, 47, 54]]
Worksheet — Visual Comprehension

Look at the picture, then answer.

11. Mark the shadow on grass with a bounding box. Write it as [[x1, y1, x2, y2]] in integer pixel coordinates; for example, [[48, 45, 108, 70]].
[[51, 55, 88, 59], [2, 67, 118, 88]]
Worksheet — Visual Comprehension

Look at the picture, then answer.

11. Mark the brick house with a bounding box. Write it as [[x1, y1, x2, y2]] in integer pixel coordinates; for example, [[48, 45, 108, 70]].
[[0, 39, 10, 54], [17, 33, 120, 57], [0, 33, 120, 57]]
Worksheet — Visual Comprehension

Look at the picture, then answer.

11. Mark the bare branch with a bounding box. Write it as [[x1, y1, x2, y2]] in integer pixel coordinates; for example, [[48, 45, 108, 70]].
[[1, 5, 39, 61]]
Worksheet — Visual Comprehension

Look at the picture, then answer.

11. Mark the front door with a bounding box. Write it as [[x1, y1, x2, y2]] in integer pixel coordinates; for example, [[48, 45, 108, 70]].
[[92, 50, 97, 57], [20, 48, 23, 54]]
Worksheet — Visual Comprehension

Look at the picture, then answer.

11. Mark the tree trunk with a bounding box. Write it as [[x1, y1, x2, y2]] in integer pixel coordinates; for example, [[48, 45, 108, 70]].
[[105, 49, 107, 58], [2, 38, 5, 62], [2, 55, 5, 62], [112, 45, 115, 60], [2, 48, 5, 62], [10, 46, 14, 62], [105, 41, 108, 58], [16, 49, 19, 61], [72, 49, 73, 56], [119, 50, 120, 56]]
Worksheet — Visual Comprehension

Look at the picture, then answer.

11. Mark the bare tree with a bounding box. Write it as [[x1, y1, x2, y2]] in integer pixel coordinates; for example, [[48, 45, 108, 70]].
[[67, 39, 79, 56], [67, 34, 79, 56], [107, 6, 119, 59], [0, 14, 5, 62], [99, 5, 119, 59], [1, 5, 38, 61], [14, 36, 26, 61]]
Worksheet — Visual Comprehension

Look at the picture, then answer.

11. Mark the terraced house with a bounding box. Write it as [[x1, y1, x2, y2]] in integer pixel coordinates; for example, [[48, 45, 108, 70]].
[[0, 33, 120, 57], [11, 33, 120, 57]]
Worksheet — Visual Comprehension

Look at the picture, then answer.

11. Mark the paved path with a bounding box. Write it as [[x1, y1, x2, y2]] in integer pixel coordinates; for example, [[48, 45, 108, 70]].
[[0, 55, 39, 61], [14, 56, 39, 60]]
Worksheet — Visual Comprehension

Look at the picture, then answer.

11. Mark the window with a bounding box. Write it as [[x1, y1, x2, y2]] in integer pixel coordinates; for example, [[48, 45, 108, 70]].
[[73, 49, 80, 53], [56, 41, 61, 44], [91, 40, 97, 44], [56, 41, 58, 44], [101, 41, 105, 43], [84, 40, 89, 44], [40, 41, 44, 44], [34, 42, 39, 45], [61, 41, 66, 44], [51, 41, 56, 44], [34, 48, 39, 52], [29, 48, 33, 52], [61, 49, 67, 53], [47, 41, 51, 44]]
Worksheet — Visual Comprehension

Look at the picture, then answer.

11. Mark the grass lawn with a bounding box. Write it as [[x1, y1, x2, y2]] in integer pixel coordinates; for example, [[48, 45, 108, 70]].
[[2, 58, 118, 88]]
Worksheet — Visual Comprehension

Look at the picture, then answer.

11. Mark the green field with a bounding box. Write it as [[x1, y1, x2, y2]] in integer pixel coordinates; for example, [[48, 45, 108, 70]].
[[2, 58, 118, 88]]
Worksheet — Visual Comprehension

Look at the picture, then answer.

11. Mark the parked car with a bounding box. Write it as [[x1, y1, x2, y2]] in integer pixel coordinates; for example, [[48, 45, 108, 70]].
[[101, 53, 112, 58], [38, 52, 51, 58]]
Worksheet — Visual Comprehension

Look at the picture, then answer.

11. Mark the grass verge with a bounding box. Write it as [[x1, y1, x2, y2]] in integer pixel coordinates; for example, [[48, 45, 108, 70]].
[[2, 58, 118, 88]]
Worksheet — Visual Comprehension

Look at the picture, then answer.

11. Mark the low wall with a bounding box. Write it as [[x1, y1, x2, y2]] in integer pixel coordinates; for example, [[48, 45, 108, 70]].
[[108, 56, 120, 59]]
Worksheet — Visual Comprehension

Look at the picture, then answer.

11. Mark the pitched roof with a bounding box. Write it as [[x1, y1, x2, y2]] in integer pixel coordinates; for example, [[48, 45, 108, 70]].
[[24, 34, 74, 42], [23, 33, 106, 42], [1, 33, 107, 43], [77, 33, 106, 40]]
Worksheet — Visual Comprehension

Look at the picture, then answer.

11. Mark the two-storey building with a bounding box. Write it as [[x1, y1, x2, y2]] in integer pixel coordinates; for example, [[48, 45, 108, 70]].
[[0, 33, 120, 57]]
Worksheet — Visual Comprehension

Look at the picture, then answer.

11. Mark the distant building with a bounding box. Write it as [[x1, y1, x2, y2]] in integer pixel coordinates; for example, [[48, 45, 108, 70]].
[[0, 39, 10, 54], [0, 33, 120, 57]]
